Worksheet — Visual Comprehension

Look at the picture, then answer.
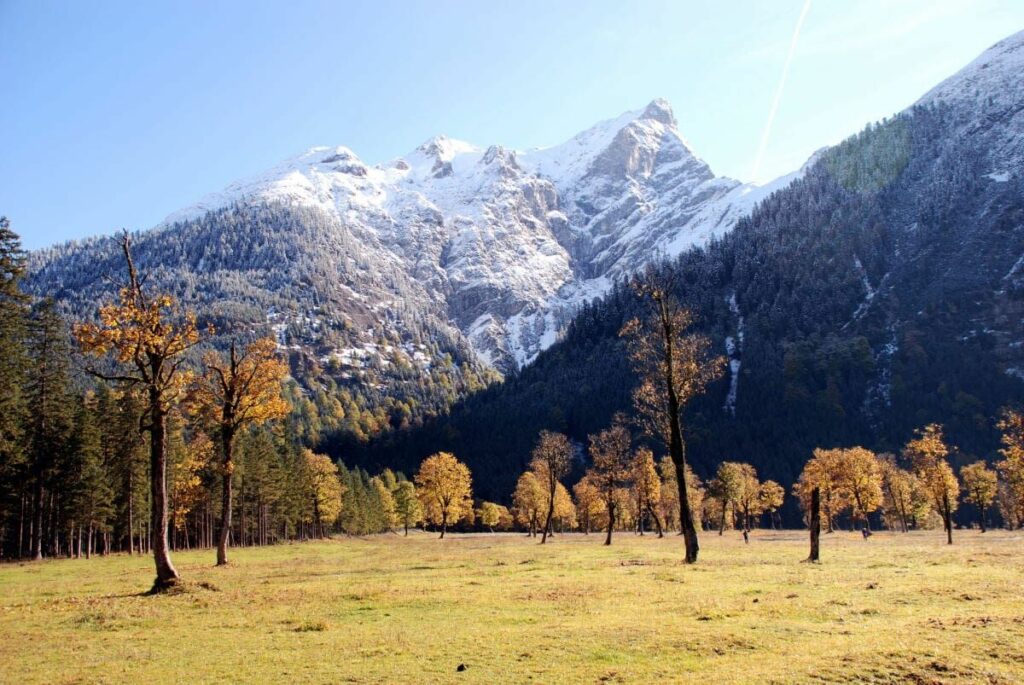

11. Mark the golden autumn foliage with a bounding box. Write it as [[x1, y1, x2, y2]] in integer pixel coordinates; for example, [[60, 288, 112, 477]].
[[758, 480, 786, 527], [904, 424, 959, 544], [169, 427, 212, 532], [414, 452, 473, 538], [996, 410, 1024, 528], [631, 447, 662, 535], [572, 475, 604, 535], [550, 482, 577, 531], [960, 461, 998, 532], [833, 447, 883, 527], [658, 456, 703, 532], [302, 449, 343, 533], [621, 272, 725, 563], [476, 501, 511, 531], [190, 337, 291, 437], [529, 430, 573, 543], [794, 449, 852, 533], [512, 470, 546, 535], [72, 234, 205, 590], [190, 336, 290, 565], [586, 415, 632, 545]]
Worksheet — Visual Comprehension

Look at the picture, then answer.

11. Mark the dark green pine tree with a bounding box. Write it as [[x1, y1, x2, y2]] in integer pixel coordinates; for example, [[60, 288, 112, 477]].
[[65, 395, 115, 558], [0, 217, 29, 560], [25, 299, 75, 559], [106, 390, 148, 554]]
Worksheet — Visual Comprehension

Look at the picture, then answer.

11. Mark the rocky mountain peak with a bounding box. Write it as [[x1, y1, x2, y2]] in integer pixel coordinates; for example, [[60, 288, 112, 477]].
[[639, 97, 677, 127]]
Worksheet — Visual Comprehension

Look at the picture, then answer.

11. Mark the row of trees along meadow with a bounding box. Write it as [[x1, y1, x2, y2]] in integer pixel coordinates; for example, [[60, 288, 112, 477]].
[[502, 413, 1024, 550], [3, 218, 1024, 589], [0, 219, 517, 590], [794, 419, 1024, 543]]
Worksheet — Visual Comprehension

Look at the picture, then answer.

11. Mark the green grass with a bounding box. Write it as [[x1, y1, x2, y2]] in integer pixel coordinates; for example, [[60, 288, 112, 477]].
[[2, 530, 1023, 683]]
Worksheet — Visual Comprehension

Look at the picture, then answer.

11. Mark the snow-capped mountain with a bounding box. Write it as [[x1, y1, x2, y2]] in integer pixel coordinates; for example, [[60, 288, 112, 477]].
[[155, 98, 799, 370]]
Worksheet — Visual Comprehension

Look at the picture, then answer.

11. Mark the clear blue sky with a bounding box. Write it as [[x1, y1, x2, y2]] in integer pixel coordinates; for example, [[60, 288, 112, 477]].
[[3, 0, 1023, 250]]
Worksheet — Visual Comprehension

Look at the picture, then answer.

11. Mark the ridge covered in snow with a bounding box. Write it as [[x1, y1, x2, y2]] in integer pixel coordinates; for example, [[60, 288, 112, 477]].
[[159, 99, 805, 370]]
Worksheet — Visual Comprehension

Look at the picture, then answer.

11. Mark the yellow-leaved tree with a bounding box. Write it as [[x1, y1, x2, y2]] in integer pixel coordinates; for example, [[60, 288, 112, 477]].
[[996, 410, 1024, 528], [758, 480, 785, 529], [512, 470, 546, 536], [571, 474, 603, 535], [794, 448, 854, 534], [74, 234, 203, 592], [302, 449, 343, 538], [904, 424, 959, 544], [833, 447, 883, 532], [960, 461, 998, 532], [476, 501, 508, 532], [586, 415, 632, 546], [529, 430, 573, 543], [415, 452, 473, 538], [621, 270, 724, 562], [631, 447, 663, 536], [190, 337, 290, 565]]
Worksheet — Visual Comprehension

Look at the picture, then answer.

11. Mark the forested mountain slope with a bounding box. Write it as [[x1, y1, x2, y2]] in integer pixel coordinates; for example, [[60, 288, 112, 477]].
[[349, 32, 1024, 513]]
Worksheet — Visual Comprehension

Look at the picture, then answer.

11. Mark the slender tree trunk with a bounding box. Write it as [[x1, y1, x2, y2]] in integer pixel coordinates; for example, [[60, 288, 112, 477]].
[[718, 500, 727, 536], [148, 404, 180, 592], [18, 491, 25, 558], [649, 505, 664, 538], [658, 298, 700, 564], [217, 427, 235, 566], [943, 494, 953, 545], [127, 470, 135, 555], [440, 510, 447, 539], [806, 487, 820, 562], [31, 479, 43, 560]]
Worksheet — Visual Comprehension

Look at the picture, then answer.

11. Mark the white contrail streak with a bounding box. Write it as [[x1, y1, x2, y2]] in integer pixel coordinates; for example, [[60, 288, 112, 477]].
[[751, 0, 812, 182]]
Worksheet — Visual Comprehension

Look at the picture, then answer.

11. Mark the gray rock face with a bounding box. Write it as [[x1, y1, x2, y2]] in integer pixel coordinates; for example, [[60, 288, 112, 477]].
[[33, 100, 803, 373]]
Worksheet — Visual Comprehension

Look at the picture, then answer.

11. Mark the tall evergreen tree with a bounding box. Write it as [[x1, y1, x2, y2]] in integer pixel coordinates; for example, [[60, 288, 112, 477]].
[[25, 300, 75, 559], [0, 217, 29, 559]]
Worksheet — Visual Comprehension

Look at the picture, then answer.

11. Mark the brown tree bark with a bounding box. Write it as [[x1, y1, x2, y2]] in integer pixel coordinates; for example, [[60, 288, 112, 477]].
[[943, 493, 953, 545], [806, 487, 820, 562], [217, 425, 235, 566], [540, 489, 555, 544], [149, 402, 180, 592], [604, 498, 615, 546]]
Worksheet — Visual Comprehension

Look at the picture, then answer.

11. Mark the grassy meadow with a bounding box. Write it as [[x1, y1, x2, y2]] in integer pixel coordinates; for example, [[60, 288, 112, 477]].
[[1, 530, 1022, 684]]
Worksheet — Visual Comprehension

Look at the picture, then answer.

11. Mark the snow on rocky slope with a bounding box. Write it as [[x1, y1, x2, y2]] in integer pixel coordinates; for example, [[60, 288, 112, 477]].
[[158, 99, 802, 371]]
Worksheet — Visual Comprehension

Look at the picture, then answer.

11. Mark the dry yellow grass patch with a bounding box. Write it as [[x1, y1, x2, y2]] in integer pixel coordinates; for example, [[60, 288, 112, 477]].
[[1, 529, 1022, 683]]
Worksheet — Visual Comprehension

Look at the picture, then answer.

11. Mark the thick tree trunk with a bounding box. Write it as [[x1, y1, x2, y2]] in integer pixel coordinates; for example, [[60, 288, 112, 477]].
[[806, 487, 820, 562], [604, 500, 614, 546], [217, 427, 235, 566], [540, 489, 555, 544], [149, 404, 180, 592]]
